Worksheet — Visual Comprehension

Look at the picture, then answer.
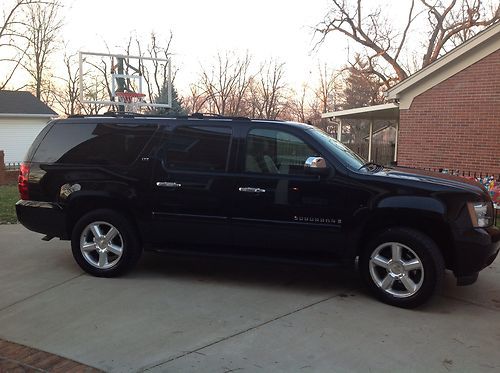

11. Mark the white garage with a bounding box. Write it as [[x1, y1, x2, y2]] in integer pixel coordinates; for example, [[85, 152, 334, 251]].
[[0, 91, 57, 164]]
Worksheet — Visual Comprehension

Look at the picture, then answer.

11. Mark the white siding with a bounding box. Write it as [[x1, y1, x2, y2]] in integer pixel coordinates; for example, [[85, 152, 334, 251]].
[[0, 118, 51, 163]]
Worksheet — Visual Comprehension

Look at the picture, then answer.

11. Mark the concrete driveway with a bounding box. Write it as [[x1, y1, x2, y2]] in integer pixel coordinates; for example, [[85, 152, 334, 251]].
[[1, 224, 499, 372]]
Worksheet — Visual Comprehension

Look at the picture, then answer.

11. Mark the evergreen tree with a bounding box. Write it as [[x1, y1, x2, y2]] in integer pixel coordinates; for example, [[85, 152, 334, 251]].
[[343, 56, 384, 110], [153, 83, 187, 116]]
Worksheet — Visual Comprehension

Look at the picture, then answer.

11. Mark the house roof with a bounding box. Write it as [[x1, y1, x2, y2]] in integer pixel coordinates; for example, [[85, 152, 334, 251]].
[[0, 90, 57, 117], [386, 22, 500, 109], [321, 103, 399, 120]]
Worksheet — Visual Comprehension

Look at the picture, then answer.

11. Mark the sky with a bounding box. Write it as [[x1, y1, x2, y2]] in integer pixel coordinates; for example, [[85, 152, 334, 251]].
[[64, 0, 339, 93]]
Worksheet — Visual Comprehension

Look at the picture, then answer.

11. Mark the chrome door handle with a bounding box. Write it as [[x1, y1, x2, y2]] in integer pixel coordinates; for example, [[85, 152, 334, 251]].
[[156, 181, 182, 188], [238, 187, 266, 194]]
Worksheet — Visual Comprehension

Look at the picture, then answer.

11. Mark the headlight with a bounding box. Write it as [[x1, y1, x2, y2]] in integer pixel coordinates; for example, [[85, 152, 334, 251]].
[[467, 202, 493, 227]]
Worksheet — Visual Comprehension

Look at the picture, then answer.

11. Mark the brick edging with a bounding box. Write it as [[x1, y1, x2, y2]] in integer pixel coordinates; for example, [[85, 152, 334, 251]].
[[0, 339, 102, 372]]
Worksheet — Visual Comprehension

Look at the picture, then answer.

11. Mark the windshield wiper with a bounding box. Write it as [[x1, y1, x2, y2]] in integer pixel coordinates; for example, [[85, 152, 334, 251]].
[[358, 162, 383, 171]]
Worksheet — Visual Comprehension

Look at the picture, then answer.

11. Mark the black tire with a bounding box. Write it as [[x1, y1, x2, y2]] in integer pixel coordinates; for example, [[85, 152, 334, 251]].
[[71, 209, 142, 277], [359, 227, 444, 308]]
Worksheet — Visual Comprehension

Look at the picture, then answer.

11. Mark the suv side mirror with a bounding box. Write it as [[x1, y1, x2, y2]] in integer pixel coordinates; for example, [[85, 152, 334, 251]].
[[304, 156, 329, 175]]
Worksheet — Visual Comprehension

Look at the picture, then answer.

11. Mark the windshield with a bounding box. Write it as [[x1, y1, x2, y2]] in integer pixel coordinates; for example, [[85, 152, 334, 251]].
[[308, 127, 366, 171]]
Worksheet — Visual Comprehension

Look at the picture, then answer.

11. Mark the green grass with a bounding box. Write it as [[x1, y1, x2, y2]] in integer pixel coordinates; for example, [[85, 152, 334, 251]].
[[0, 185, 19, 224]]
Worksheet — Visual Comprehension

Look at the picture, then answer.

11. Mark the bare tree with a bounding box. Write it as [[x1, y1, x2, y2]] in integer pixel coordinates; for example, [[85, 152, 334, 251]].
[[316, 0, 499, 86], [250, 60, 290, 120], [51, 53, 82, 116], [0, 0, 40, 90], [21, 0, 63, 98], [287, 83, 311, 123], [184, 84, 209, 114], [315, 63, 342, 113], [134, 32, 174, 107], [198, 52, 252, 116]]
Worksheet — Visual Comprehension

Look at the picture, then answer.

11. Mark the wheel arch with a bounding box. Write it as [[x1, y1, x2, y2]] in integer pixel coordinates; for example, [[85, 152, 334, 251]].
[[353, 208, 455, 269], [65, 195, 142, 244]]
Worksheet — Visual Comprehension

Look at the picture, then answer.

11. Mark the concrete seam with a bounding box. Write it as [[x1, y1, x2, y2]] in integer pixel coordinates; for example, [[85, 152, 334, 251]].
[[0, 273, 84, 313], [440, 294, 500, 312], [140, 293, 340, 372]]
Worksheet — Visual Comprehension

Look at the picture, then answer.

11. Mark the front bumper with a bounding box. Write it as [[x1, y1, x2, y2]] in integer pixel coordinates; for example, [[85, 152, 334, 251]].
[[452, 225, 500, 283], [16, 200, 67, 239]]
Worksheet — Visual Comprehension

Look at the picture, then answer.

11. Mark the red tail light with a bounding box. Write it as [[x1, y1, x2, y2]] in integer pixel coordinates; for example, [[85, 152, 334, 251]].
[[18, 162, 30, 200]]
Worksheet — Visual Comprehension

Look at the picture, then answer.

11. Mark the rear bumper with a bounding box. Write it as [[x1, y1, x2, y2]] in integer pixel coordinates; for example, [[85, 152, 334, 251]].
[[16, 200, 68, 239], [452, 225, 500, 283]]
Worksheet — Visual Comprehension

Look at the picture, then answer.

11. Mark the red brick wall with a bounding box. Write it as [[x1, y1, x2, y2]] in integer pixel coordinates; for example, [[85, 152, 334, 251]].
[[398, 49, 500, 177]]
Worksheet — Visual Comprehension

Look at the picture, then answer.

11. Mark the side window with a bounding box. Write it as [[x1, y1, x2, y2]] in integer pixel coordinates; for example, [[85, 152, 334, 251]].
[[33, 122, 156, 166], [161, 126, 231, 171], [245, 129, 318, 175]]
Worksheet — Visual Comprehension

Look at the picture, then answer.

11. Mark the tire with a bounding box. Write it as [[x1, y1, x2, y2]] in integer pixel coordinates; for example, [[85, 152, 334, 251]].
[[359, 227, 444, 308], [71, 209, 142, 277]]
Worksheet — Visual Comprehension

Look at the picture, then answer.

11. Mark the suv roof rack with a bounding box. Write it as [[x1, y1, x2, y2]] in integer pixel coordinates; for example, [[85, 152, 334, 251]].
[[67, 112, 252, 121], [187, 112, 251, 121]]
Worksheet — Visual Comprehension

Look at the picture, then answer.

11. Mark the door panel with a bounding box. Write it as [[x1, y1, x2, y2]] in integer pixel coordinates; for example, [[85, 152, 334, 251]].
[[150, 125, 233, 247], [231, 128, 347, 255]]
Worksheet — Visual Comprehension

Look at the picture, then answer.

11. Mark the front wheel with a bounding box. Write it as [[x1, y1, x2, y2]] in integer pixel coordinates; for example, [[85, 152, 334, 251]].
[[71, 209, 142, 277], [360, 227, 444, 308]]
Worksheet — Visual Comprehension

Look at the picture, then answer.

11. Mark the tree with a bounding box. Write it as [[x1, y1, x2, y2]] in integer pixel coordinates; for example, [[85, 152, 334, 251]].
[[0, 0, 39, 90], [343, 55, 385, 109], [153, 83, 187, 117], [197, 52, 252, 116], [51, 52, 82, 116], [22, 0, 63, 98], [316, 0, 500, 87], [249, 60, 289, 120]]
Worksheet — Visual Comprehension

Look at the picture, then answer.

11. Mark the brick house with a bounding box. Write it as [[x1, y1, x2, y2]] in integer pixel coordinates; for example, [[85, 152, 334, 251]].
[[323, 23, 499, 177], [386, 22, 499, 177]]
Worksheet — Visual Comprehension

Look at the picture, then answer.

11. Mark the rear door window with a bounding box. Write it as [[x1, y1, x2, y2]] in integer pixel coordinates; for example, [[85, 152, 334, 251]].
[[160, 126, 232, 171], [33, 122, 157, 166]]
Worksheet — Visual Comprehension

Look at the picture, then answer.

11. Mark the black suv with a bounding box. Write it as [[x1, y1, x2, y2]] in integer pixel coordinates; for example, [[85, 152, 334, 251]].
[[16, 113, 499, 308]]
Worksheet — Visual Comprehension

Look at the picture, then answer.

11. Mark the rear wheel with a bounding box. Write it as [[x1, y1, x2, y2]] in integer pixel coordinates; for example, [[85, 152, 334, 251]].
[[71, 209, 141, 277], [360, 227, 444, 308]]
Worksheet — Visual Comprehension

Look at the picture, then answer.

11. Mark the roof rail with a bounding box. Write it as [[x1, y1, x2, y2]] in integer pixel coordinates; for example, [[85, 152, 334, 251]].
[[189, 112, 251, 121], [67, 112, 252, 121], [68, 111, 151, 118]]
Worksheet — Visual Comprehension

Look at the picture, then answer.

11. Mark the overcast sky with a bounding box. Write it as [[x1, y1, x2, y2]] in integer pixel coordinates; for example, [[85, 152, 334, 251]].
[[64, 0, 340, 92], [4, 0, 420, 94]]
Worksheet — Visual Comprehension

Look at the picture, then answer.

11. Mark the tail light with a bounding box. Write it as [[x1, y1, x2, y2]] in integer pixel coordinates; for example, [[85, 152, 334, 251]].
[[18, 162, 30, 200]]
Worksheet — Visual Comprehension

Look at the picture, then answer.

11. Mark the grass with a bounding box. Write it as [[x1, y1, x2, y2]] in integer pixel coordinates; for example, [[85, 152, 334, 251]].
[[0, 185, 19, 224]]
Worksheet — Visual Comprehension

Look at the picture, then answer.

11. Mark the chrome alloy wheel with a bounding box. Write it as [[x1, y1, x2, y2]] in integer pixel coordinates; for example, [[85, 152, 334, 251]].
[[80, 221, 124, 269], [369, 242, 424, 298]]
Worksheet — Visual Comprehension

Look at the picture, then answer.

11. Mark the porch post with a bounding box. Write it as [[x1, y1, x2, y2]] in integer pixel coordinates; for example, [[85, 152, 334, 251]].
[[368, 118, 373, 162], [394, 118, 399, 162], [337, 120, 342, 141]]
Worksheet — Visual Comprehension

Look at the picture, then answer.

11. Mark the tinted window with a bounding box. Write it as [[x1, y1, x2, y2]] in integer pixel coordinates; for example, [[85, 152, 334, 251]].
[[245, 128, 318, 175], [161, 126, 231, 171], [307, 128, 366, 171], [33, 122, 156, 166]]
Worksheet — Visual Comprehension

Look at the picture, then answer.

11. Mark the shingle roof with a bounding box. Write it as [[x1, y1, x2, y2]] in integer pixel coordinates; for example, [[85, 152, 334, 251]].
[[0, 90, 57, 115]]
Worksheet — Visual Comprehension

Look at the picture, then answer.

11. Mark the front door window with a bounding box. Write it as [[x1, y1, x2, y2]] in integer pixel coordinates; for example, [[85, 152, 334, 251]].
[[245, 128, 318, 175]]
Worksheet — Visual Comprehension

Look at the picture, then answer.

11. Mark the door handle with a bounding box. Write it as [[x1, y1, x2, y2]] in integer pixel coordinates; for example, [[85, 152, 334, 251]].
[[156, 181, 182, 188], [238, 187, 266, 194]]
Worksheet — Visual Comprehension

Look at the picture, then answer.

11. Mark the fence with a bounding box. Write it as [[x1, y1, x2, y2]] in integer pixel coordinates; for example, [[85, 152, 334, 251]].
[[401, 166, 500, 182], [0, 151, 20, 185], [5, 162, 21, 171]]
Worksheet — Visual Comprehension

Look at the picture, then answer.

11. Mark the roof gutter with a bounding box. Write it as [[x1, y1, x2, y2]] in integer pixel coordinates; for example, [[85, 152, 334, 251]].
[[0, 113, 57, 119]]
